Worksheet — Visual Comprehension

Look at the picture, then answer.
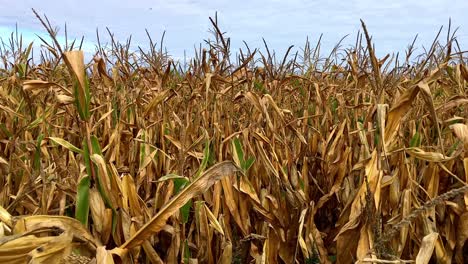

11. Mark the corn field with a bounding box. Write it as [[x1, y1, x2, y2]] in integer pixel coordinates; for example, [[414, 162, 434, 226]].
[[0, 11, 467, 264]]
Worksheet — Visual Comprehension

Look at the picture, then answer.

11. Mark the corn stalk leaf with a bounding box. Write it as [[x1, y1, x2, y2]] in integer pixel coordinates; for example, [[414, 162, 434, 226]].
[[48, 137, 82, 154], [120, 161, 239, 249]]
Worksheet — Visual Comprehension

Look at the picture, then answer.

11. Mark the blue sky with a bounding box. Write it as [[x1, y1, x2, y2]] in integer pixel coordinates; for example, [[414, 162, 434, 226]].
[[0, 0, 466, 61]]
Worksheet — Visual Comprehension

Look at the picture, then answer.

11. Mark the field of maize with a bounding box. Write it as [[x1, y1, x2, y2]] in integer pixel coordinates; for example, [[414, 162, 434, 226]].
[[0, 12, 467, 264]]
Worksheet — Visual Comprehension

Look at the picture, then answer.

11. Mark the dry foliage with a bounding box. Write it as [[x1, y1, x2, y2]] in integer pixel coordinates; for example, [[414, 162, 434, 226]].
[[0, 11, 468, 264]]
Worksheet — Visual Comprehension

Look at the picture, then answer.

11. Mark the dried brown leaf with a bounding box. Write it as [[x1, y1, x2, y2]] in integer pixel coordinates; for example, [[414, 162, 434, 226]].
[[415, 232, 438, 264], [22, 80, 54, 91], [63, 51, 86, 112]]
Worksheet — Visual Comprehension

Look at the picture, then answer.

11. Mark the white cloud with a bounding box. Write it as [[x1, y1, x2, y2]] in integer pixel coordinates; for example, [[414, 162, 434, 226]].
[[0, 0, 465, 59]]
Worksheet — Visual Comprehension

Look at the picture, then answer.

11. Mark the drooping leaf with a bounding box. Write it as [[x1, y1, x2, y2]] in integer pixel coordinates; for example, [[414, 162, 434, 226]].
[[48, 137, 82, 154], [120, 161, 239, 249]]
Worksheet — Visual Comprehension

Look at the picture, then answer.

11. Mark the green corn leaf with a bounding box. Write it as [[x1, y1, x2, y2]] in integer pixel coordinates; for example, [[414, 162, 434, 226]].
[[195, 140, 211, 178], [233, 138, 244, 168], [180, 200, 192, 224], [409, 132, 421, 147], [76, 138, 93, 226], [158, 175, 192, 224], [244, 156, 255, 171], [75, 175, 90, 226], [183, 239, 191, 263], [0, 123, 12, 138]]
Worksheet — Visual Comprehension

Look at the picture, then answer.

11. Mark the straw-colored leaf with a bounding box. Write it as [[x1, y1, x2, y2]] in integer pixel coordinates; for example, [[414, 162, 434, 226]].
[[0, 206, 12, 227], [196, 201, 213, 263], [27, 231, 73, 264], [297, 208, 309, 258], [436, 96, 468, 112], [63, 51, 86, 100], [48, 137, 83, 154], [144, 88, 175, 115], [0, 235, 55, 264], [460, 64, 468, 82], [89, 188, 106, 239], [221, 174, 248, 236], [96, 246, 115, 264], [415, 232, 438, 264], [450, 123, 468, 151], [55, 93, 74, 104], [63, 50, 89, 120], [218, 242, 232, 264], [204, 203, 224, 236], [12, 215, 100, 247], [22, 80, 54, 91], [385, 85, 420, 144], [406, 147, 456, 162]]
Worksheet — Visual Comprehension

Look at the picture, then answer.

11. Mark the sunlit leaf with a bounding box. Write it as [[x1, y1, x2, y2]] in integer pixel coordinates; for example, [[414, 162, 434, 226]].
[[48, 137, 82, 154]]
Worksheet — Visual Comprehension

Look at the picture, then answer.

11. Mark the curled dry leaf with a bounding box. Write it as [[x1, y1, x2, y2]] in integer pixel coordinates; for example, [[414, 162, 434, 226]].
[[55, 93, 75, 104], [415, 232, 438, 264], [12, 215, 101, 249], [460, 64, 468, 82], [0, 205, 12, 227], [406, 147, 457, 162], [0, 235, 57, 264], [0, 209, 99, 264], [27, 231, 73, 264], [450, 123, 468, 151], [63, 51, 86, 98], [22, 80, 54, 92]]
